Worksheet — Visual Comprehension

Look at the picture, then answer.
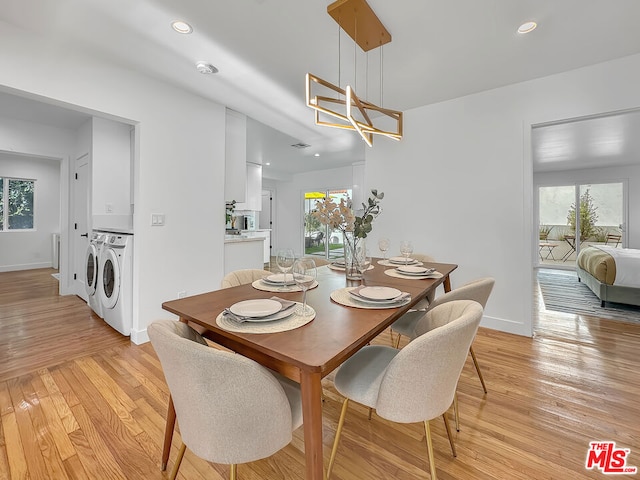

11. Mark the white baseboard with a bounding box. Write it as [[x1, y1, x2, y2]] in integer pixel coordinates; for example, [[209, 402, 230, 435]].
[[0, 262, 52, 272], [130, 328, 149, 345], [481, 314, 532, 337]]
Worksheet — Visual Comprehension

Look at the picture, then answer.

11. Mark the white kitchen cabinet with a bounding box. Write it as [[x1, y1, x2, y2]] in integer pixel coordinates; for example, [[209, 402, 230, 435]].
[[243, 230, 270, 263], [236, 163, 262, 211], [224, 109, 247, 203], [224, 236, 265, 274]]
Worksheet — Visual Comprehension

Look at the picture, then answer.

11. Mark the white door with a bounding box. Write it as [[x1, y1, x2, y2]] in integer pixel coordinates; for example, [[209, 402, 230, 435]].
[[74, 155, 90, 300]]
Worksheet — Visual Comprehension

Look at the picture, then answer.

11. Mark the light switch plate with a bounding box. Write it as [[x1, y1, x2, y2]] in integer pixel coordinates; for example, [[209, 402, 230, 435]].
[[151, 213, 165, 226]]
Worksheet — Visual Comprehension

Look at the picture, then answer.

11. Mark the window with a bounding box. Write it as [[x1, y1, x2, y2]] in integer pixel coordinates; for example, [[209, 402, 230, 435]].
[[0, 177, 35, 231]]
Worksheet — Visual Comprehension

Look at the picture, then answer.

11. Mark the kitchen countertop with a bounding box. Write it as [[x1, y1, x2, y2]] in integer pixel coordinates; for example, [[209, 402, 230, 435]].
[[224, 235, 265, 244], [240, 229, 271, 233]]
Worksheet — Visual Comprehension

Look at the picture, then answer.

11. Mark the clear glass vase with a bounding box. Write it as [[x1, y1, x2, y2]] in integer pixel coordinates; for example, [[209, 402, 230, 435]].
[[343, 231, 365, 280]]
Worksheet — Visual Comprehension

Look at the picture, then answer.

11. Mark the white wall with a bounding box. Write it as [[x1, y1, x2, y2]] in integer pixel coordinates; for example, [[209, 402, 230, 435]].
[[92, 117, 133, 231], [0, 20, 227, 344], [0, 152, 61, 271], [270, 165, 355, 256], [535, 165, 640, 248], [0, 115, 75, 276], [366, 53, 640, 336]]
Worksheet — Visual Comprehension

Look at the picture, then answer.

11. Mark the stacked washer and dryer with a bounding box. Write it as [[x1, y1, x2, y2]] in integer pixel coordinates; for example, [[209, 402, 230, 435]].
[[84, 229, 134, 336]]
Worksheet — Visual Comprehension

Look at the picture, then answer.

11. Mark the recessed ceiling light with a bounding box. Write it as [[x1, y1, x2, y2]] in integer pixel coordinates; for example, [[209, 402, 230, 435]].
[[265, 162, 271, 166], [314, 153, 320, 157], [517, 21, 537, 34], [196, 62, 218, 74], [171, 20, 193, 34]]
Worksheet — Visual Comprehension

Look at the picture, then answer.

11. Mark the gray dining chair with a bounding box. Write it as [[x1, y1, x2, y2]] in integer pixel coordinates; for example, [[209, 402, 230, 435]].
[[391, 277, 495, 395], [148, 320, 303, 480], [221, 269, 272, 288], [327, 300, 483, 480]]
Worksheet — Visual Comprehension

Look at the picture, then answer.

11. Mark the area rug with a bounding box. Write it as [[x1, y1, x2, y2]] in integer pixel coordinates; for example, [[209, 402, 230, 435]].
[[537, 268, 640, 323]]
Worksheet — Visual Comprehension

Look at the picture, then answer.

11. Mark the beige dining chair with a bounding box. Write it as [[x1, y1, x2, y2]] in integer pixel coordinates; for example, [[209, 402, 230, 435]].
[[148, 320, 303, 480], [302, 256, 331, 266], [327, 300, 483, 480], [391, 277, 495, 396], [221, 269, 272, 288]]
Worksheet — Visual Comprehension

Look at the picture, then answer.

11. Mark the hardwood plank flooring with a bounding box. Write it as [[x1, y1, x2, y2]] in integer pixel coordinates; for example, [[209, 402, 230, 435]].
[[0, 268, 638, 479]]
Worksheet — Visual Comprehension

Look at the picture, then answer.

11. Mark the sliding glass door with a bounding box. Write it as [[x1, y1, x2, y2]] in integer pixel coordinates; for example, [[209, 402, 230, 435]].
[[303, 189, 352, 259], [537, 182, 625, 267]]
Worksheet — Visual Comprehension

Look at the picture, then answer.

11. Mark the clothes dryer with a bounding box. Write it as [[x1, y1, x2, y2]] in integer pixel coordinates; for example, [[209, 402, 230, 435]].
[[84, 230, 107, 318], [100, 232, 133, 336]]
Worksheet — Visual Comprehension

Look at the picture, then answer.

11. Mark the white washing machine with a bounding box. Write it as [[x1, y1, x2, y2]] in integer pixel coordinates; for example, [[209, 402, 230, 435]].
[[84, 230, 107, 318], [100, 232, 133, 336]]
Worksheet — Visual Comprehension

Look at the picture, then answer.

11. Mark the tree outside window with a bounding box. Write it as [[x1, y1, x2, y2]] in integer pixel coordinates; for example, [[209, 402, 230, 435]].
[[567, 188, 598, 242], [0, 178, 35, 230]]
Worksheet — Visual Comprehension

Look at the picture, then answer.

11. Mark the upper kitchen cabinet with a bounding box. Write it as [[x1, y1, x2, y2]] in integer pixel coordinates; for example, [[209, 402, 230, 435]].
[[225, 110, 262, 211], [91, 117, 134, 231], [225, 109, 247, 203], [236, 162, 262, 211]]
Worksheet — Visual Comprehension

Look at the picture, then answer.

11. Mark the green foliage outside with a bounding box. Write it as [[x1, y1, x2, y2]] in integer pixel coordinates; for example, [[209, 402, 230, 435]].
[[305, 243, 343, 254], [567, 188, 598, 241], [1, 179, 34, 230], [305, 211, 321, 234], [539, 225, 553, 240]]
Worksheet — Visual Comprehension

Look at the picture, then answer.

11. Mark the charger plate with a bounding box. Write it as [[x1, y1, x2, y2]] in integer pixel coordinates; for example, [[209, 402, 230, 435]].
[[252, 279, 319, 293], [216, 303, 316, 333], [331, 287, 411, 309]]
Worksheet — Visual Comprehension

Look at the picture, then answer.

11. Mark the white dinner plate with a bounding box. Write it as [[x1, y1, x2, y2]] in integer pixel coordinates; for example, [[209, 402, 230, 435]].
[[389, 256, 417, 265], [349, 292, 409, 305], [229, 299, 281, 318], [241, 306, 296, 323], [358, 286, 402, 300], [262, 274, 296, 286], [396, 265, 434, 275]]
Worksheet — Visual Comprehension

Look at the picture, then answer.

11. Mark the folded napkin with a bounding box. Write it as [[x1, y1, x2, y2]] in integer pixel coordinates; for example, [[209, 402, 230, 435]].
[[396, 266, 436, 274], [224, 296, 296, 323]]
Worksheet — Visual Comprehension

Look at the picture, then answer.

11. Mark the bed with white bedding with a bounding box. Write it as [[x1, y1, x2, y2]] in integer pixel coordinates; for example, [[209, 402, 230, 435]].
[[576, 245, 640, 308]]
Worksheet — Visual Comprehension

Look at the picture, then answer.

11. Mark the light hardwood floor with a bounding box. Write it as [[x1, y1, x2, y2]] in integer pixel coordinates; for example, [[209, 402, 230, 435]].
[[0, 268, 638, 479]]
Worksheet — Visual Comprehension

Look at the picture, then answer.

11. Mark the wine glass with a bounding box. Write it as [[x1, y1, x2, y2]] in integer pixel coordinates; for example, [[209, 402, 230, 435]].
[[400, 240, 413, 265], [292, 258, 317, 316], [378, 237, 390, 260], [276, 249, 295, 282], [356, 243, 371, 279]]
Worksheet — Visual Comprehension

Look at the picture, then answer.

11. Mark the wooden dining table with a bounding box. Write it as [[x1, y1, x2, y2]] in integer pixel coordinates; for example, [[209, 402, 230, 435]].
[[160, 259, 458, 480]]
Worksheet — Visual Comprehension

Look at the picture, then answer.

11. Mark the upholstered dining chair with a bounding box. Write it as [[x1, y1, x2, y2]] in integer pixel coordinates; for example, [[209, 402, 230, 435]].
[[302, 256, 331, 266], [221, 269, 272, 288], [405, 253, 437, 310], [327, 300, 483, 480], [391, 277, 494, 395], [148, 320, 303, 480]]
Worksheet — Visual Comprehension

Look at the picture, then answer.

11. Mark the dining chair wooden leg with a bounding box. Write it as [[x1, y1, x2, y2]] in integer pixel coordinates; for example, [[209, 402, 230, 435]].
[[327, 398, 349, 480], [394, 332, 402, 349], [453, 392, 460, 432], [442, 413, 457, 457], [169, 443, 187, 480], [229, 464, 237, 480], [423, 420, 438, 480], [469, 346, 488, 394]]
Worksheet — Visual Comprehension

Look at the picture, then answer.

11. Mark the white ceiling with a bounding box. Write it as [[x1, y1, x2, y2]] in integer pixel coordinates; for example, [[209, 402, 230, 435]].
[[3, 0, 640, 175]]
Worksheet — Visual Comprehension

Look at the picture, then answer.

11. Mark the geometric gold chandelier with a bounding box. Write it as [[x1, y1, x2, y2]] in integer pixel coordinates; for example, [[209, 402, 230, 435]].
[[305, 0, 403, 147]]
